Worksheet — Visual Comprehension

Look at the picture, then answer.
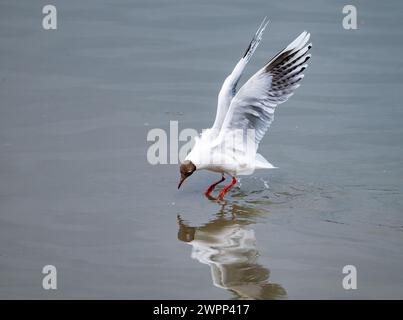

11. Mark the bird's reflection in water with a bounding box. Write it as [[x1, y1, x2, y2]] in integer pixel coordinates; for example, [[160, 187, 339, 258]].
[[177, 201, 286, 300]]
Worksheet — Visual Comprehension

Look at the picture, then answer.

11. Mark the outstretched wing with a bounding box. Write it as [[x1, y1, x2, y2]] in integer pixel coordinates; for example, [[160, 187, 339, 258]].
[[210, 17, 269, 135], [218, 31, 312, 147]]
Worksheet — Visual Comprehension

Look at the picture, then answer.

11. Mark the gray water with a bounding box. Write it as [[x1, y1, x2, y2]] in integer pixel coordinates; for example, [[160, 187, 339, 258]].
[[1, 0, 402, 299]]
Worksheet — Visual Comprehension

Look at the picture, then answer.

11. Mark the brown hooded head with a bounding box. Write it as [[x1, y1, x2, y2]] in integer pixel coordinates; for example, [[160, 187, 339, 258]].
[[178, 160, 196, 189]]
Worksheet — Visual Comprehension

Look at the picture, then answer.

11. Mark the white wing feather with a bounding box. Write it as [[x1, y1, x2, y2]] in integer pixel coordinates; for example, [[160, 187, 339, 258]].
[[186, 27, 312, 175], [218, 31, 312, 147], [210, 17, 269, 136]]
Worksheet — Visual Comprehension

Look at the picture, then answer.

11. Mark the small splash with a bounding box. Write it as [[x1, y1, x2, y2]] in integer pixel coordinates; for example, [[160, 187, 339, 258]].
[[259, 177, 270, 189]]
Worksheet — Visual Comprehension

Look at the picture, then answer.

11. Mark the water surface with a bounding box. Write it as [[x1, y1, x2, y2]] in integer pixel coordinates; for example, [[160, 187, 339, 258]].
[[0, 0, 402, 299]]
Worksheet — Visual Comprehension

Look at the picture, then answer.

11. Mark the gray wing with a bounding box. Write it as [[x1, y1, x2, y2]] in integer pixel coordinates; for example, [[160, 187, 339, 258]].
[[219, 31, 312, 147], [211, 17, 269, 134]]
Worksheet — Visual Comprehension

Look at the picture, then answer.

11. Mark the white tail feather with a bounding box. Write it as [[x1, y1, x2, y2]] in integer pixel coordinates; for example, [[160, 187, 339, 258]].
[[255, 153, 277, 169]]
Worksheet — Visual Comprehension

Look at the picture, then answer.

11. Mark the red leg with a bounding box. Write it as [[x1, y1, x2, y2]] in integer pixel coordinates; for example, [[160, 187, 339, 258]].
[[217, 176, 237, 201], [204, 174, 225, 198]]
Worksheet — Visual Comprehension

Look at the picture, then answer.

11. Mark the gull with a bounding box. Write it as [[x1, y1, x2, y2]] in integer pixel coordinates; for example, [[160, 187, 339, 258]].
[[178, 17, 312, 200], [177, 209, 286, 299]]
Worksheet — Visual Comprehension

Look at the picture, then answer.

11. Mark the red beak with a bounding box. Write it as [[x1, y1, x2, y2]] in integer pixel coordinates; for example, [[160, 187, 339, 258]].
[[178, 176, 185, 189]]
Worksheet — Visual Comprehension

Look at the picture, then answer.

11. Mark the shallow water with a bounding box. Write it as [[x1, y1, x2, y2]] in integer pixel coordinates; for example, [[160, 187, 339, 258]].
[[0, 0, 403, 299]]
